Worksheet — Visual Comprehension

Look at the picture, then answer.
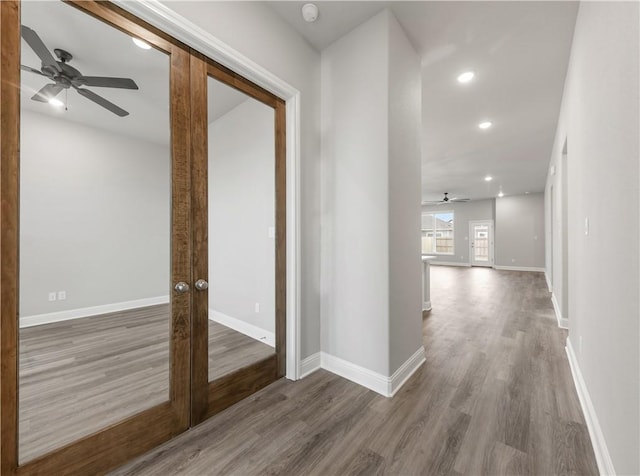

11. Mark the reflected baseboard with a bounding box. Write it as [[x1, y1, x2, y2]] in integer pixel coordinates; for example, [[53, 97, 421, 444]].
[[209, 309, 275, 347], [20, 296, 170, 328]]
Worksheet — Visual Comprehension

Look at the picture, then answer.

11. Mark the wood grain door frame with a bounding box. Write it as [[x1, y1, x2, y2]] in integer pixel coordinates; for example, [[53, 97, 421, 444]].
[[190, 55, 287, 425], [0, 1, 192, 474]]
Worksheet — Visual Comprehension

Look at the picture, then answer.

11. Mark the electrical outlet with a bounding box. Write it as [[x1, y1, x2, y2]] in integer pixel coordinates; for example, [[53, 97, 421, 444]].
[[584, 217, 589, 236], [268, 227, 275, 239], [48, 292, 57, 302], [255, 303, 260, 313], [511, 258, 516, 263], [58, 291, 66, 301]]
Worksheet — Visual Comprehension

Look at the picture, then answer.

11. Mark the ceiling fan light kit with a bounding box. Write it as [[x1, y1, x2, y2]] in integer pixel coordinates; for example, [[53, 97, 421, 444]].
[[20, 25, 138, 117]]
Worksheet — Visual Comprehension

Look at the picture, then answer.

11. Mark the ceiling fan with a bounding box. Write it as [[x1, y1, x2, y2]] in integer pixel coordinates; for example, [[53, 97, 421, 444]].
[[422, 192, 470, 205], [20, 25, 138, 117]]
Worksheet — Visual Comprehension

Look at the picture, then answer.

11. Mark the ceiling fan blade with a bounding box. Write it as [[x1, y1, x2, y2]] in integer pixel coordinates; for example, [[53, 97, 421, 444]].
[[75, 87, 129, 117], [77, 76, 139, 90], [451, 198, 470, 202], [20, 25, 61, 73], [21, 65, 46, 77], [31, 83, 64, 102]]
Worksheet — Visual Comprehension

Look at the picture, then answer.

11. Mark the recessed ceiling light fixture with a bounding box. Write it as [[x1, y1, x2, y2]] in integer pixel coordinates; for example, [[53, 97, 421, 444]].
[[132, 38, 151, 50], [498, 191, 504, 198], [457, 71, 475, 83], [302, 3, 319, 22], [48, 97, 64, 108], [478, 121, 492, 130], [484, 175, 493, 182]]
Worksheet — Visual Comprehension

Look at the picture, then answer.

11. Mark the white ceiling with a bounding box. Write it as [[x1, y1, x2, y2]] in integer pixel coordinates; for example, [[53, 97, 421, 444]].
[[267, 1, 578, 202], [21, 1, 577, 202], [20, 1, 247, 147]]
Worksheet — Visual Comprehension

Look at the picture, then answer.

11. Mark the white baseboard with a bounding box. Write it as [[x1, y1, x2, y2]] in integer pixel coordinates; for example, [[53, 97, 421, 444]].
[[321, 352, 389, 396], [565, 338, 616, 476], [551, 293, 569, 329], [209, 309, 275, 347], [545, 271, 553, 292], [422, 300, 432, 312], [299, 352, 321, 378], [389, 347, 426, 397], [20, 295, 169, 328], [320, 347, 425, 397], [493, 265, 545, 272], [430, 261, 471, 267]]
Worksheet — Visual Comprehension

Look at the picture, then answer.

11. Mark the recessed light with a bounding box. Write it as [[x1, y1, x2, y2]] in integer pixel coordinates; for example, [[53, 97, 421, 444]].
[[132, 38, 151, 50], [457, 71, 475, 83], [525, 191, 530, 194], [498, 191, 504, 198], [478, 121, 492, 130], [48, 97, 64, 107], [484, 176, 493, 182]]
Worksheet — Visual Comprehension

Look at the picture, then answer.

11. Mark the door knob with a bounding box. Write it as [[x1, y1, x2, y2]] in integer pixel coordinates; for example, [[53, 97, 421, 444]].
[[174, 282, 190, 293], [195, 279, 209, 291]]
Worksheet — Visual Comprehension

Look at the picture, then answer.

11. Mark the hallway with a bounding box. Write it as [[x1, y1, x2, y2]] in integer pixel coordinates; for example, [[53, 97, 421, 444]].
[[113, 266, 598, 475]]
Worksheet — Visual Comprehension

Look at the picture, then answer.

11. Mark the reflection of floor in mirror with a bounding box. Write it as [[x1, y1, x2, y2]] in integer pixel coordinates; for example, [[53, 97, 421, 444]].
[[18, 304, 273, 464]]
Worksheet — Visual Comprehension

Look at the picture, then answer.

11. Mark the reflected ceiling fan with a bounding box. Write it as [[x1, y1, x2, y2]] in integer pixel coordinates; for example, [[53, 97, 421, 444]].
[[422, 192, 470, 205], [20, 25, 138, 117]]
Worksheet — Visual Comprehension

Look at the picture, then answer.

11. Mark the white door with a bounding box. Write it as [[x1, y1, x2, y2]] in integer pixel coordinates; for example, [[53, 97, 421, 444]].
[[469, 221, 494, 267]]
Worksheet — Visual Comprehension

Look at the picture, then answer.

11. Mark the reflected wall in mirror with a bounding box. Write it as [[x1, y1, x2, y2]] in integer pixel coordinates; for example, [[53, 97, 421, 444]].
[[19, 1, 171, 463], [206, 76, 276, 382]]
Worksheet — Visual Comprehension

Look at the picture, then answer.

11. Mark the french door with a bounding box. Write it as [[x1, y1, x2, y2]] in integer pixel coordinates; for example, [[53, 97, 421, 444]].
[[0, 1, 285, 474], [469, 220, 494, 267]]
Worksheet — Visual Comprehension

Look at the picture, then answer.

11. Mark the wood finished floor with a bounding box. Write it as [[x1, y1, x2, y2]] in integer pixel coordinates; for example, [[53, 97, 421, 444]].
[[19, 305, 273, 463], [112, 267, 598, 476]]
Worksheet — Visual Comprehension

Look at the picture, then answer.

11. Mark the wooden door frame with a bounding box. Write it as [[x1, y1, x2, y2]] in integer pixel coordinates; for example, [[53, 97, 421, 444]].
[[190, 56, 287, 425], [469, 220, 494, 267], [0, 1, 193, 474]]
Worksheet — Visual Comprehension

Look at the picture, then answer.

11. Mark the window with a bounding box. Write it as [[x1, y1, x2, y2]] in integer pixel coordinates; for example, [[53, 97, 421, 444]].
[[422, 211, 454, 254]]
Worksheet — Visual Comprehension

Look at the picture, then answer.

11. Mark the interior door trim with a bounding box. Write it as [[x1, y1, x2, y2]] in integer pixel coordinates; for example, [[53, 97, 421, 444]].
[[0, 1, 192, 474]]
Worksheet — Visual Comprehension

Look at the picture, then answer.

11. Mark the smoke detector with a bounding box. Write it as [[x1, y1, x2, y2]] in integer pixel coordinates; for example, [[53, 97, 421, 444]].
[[302, 3, 319, 23]]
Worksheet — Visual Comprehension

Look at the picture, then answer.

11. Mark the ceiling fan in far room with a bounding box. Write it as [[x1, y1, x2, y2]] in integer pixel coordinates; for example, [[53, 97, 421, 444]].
[[422, 192, 470, 206], [20, 25, 138, 117]]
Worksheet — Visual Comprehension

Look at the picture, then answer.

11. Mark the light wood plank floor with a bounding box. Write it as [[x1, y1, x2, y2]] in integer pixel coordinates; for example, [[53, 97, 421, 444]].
[[18, 305, 273, 463], [113, 267, 598, 476]]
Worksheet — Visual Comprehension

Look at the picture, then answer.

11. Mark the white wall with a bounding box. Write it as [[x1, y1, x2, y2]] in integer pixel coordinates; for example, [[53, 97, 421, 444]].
[[388, 13, 424, 374], [20, 110, 170, 318], [422, 199, 494, 265], [208, 99, 274, 334], [160, 1, 322, 359], [495, 193, 545, 269], [545, 2, 639, 474], [321, 10, 423, 378]]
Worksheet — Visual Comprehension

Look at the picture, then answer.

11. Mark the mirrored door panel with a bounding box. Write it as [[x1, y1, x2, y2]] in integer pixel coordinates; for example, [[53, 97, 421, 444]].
[[190, 58, 286, 423], [17, 0, 182, 465], [205, 76, 276, 382]]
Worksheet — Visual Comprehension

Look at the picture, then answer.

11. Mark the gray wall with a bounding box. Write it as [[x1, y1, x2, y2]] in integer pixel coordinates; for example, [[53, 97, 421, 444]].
[[422, 199, 494, 264], [208, 98, 275, 333], [388, 12, 424, 374], [321, 10, 391, 375], [321, 10, 423, 377], [546, 2, 639, 473], [20, 110, 170, 318], [495, 193, 545, 268]]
